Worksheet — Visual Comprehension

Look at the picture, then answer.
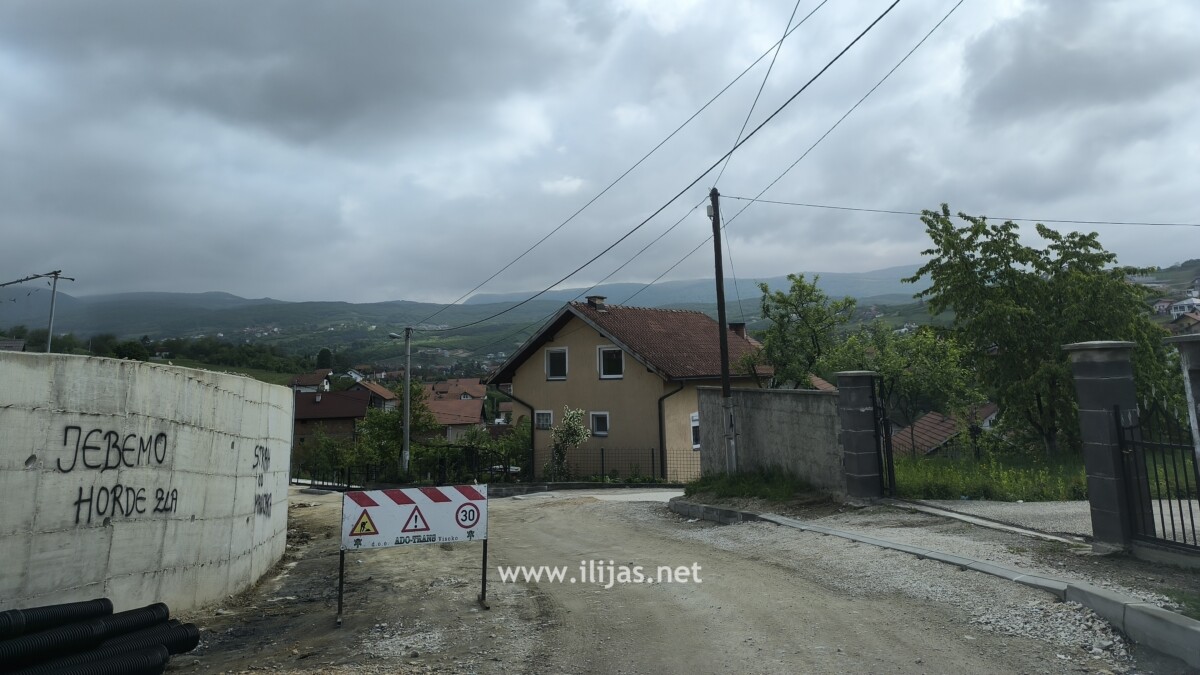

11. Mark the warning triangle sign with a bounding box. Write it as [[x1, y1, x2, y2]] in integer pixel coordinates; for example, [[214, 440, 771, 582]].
[[402, 505, 430, 533], [352, 509, 379, 536]]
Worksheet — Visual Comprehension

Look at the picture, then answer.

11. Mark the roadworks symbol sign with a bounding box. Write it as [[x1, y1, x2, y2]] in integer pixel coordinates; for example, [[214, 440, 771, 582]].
[[402, 505, 430, 532], [352, 509, 379, 536]]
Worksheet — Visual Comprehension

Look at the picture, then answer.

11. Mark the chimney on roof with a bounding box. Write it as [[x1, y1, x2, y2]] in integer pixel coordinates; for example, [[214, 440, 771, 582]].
[[729, 322, 747, 339], [586, 295, 607, 310]]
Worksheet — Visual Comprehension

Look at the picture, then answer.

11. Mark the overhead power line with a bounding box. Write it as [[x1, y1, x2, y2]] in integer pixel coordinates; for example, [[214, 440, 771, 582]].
[[713, 0, 808, 322], [623, 0, 965, 304], [412, 0, 832, 328], [722, 196, 1200, 228], [429, 0, 904, 334]]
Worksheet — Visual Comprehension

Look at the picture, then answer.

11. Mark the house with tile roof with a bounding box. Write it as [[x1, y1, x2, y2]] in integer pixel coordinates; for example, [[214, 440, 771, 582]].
[[289, 369, 333, 393], [1170, 298, 1200, 319], [426, 398, 486, 442], [425, 378, 487, 401], [1169, 311, 1200, 336], [890, 402, 999, 457], [349, 380, 399, 410], [486, 296, 765, 482], [292, 389, 372, 461], [0, 339, 25, 352]]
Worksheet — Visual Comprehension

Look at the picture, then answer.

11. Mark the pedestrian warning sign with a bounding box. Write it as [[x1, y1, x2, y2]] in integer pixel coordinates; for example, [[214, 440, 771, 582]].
[[402, 505, 430, 532], [351, 509, 379, 536]]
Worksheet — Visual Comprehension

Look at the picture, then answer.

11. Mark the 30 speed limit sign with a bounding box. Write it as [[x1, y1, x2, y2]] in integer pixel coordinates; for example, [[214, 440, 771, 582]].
[[456, 502, 480, 529]]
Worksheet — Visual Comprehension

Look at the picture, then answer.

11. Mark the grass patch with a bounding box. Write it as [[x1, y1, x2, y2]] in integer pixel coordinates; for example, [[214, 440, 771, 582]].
[[1166, 590, 1200, 621], [895, 452, 1087, 502], [167, 359, 296, 386], [685, 469, 813, 502]]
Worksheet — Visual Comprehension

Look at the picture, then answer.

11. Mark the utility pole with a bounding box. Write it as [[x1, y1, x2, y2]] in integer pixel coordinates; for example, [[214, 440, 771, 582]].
[[709, 188, 737, 472], [0, 270, 74, 352], [46, 271, 63, 352], [389, 328, 415, 475], [403, 326, 412, 474]]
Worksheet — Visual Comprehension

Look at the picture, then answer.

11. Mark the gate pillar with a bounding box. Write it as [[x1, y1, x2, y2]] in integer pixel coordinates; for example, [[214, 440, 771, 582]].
[[1064, 341, 1138, 553], [837, 371, 881, 499]]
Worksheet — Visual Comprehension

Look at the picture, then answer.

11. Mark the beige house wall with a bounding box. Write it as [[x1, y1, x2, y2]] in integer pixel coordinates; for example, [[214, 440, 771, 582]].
[[510, 316, 760, 481]]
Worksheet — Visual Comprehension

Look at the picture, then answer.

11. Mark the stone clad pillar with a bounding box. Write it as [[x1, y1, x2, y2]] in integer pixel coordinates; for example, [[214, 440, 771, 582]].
[[1064, 341, 1139, 553], [837, 371, 881, 499]]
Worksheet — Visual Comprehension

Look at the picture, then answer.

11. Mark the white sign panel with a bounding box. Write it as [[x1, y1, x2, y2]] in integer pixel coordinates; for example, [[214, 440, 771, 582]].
[[341, 485, 488, 550]]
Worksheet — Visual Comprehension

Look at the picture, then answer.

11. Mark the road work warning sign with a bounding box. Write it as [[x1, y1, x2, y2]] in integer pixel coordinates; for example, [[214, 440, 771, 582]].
[[340, 485, 488, 550]]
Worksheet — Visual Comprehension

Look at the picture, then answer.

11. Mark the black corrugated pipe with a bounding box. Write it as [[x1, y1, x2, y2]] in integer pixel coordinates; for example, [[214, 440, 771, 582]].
[[93, 603, 169, 639], [0, 603, 170, 670], [15, 623, 198, 674], [97, 620, 180, 648], [36, 644, 170, 675], [0, 599, 113, 640]]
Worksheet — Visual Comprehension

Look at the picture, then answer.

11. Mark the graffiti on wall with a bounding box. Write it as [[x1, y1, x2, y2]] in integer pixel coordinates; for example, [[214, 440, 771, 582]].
[[253, 445, 272, 518], [56, 426, 276, 524]]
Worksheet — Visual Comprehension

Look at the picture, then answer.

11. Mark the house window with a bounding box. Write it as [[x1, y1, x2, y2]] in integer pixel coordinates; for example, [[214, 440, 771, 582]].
[[591, 412, 609, 437], [598, 346, 623, 379], [535, 410, 553, 430], [691, 412, 700, 450], [546, 348, 568, 380]]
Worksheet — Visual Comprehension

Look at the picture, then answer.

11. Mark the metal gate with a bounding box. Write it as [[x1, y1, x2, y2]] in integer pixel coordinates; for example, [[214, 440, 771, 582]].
[[872, 378, 897, 497], [1115, 402, 1199, 551]]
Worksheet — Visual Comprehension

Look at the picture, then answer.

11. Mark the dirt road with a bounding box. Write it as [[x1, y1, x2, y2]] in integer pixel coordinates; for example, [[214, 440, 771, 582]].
[[178, 488, 1175, 674]]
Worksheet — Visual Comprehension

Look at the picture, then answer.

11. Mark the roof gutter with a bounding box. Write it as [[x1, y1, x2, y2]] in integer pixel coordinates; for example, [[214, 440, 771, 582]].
[[657, 383, 685, 481], [492, 384, 537, 480]]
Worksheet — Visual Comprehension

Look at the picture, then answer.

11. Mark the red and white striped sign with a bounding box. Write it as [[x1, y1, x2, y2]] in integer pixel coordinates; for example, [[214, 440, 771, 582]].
[[341, 485, 488, 550]]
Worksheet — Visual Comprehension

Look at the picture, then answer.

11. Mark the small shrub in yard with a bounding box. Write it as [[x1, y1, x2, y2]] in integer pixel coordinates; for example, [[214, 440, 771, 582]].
[[685, 469, 813, 502], [895, 451, 1087, 501]]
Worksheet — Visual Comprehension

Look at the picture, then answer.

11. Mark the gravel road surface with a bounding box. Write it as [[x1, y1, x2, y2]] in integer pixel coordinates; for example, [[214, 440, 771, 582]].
[[179, 488, 1196, 674]]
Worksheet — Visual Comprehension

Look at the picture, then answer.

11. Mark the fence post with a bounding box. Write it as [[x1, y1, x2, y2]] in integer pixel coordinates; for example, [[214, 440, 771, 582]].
[[1064, 341, 1138, 553], [650, 448, 656, 483], [600, 447, 605, 481], [837, 371, 881, 499], [1165, 335, 1200, 462]]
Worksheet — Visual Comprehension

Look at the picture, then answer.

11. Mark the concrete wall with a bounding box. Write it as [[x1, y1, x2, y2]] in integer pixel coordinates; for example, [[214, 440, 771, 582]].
[[698, 387, 844, 495], [0, 352, 292, 611]]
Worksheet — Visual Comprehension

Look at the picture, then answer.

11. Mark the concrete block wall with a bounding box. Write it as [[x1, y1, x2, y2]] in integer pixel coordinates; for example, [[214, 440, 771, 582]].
[[697, 387, 843, 495], [0, 352, 292, 611]]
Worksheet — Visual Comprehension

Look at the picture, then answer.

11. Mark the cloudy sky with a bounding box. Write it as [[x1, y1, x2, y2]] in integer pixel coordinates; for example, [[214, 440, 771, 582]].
[[2, 0, 1197, 304]]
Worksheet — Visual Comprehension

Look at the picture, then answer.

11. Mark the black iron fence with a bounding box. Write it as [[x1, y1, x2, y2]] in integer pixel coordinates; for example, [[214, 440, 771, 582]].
[[1115, 402, 1199, 551], [291, 445, 527, 490], [872, 378, 897, 497], [563, 447, 664, 483]]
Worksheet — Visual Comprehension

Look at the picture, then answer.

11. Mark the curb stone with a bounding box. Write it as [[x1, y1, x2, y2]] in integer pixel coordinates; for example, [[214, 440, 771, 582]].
[[669, 497, 1200, 669]]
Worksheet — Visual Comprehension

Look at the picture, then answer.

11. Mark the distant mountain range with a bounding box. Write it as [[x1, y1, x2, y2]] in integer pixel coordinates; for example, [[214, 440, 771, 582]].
[[0, 265, 927, 340], [465, 265, 926, 307]]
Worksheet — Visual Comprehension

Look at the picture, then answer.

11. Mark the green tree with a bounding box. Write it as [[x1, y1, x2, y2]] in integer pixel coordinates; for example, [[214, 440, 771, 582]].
[[24, 328, 48, 352], [355, 382, 440, 475], [758, 273, 856, 388], [316, 347, 333, 370], [545, 406, 590, 481], [906, 205, 1174, 456], [821, 324, 984, 448], [88, 333, 119, 357], [112, 340, 151, 361], [494, 418, 532, 476]]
